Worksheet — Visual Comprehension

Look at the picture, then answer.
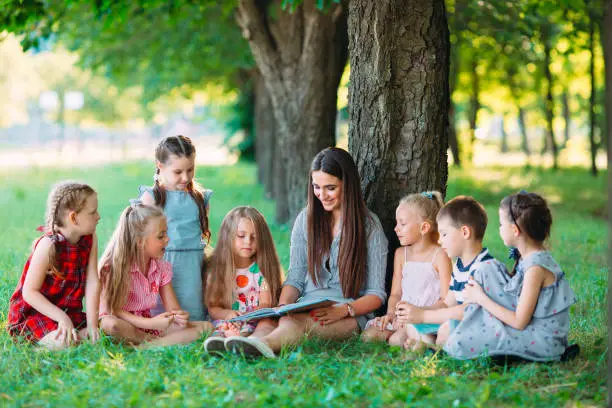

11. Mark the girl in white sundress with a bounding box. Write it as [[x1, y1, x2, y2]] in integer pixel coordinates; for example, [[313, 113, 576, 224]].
[[361, 192, 452, 348]]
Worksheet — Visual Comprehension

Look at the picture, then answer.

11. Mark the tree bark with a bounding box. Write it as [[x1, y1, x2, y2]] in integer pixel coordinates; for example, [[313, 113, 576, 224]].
[[562, 90, 570, 147], [237, 0, 348, 223], [253, 69, 278, 197], [447, 103, 461, 166], [348, 0, 449, 241], [605, 0, 612, 154], [507, 69, 531, 158], [500, 115, 509, 153], [589, 12, 598, 176], [448, 30, 461, 167], [542, 27, 559, 169]]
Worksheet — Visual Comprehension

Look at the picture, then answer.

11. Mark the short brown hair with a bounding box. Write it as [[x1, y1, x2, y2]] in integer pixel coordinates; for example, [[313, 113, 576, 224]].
[[437, 196, 488, 240]]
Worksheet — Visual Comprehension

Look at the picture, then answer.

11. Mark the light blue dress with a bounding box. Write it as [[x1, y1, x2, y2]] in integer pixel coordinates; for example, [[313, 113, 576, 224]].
[[444, 251, 577, 361], [139, 186, 212, 321]]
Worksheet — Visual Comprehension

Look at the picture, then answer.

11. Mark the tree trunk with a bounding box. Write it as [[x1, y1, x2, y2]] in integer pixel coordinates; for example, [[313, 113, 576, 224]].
[[348, 0, 449, 242], [517, 107, 530, 158], [542, 28, 559, 169], [448, 103, 461, 167], [589, 12, 598, 176], [253, 69, 278, 197], [508, 69, 531, 158], [237, 0, 348, 223], [468, 56, 480, 163], [605, 0, 612, 154], [500, 115, 509, 153], [562, 90, 571, 147]]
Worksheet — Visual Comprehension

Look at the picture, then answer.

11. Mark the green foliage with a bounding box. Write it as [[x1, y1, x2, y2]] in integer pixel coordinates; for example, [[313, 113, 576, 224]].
[[0, 162, 606, 406]]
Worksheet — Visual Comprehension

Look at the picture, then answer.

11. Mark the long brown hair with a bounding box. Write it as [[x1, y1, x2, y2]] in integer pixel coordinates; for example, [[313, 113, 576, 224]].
[[152, 135, 211, 243], [43, 181, 96, 278], [206, 206, 283, 309], [99, 203, 165, 314], [500, 191, 552, 276], [307, 147, 369, 299]]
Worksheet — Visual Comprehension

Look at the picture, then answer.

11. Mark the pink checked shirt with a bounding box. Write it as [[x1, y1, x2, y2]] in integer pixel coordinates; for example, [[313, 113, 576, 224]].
[[100, 258, 173, 316]]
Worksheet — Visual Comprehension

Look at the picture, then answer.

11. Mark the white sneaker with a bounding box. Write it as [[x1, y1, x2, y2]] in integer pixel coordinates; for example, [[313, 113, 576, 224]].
[[224, 336, 276, 359], [204, 336, 226, 354]]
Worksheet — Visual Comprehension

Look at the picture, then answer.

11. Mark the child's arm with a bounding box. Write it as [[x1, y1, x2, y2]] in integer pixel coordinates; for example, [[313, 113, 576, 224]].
[[257, 290, 272, 309], [159, 283, 189, 326], [377, 248, 403, 328], [434, 248, 452, 301], [21, 238, 78, 344], [208, 306, 241, 320], [115, 310, 175, 331], [463, 266, 551, 330], [85, 234, 101, 342]]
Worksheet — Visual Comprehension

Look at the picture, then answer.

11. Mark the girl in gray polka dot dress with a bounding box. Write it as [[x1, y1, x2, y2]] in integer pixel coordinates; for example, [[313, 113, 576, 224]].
[[444, 191, 577, 361]]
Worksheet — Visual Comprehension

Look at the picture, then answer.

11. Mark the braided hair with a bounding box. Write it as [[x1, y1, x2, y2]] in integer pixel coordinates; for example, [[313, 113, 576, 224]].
[[500, 191, 552, 276], [152, 135, 210, 243], [43, 181, 96, 277]]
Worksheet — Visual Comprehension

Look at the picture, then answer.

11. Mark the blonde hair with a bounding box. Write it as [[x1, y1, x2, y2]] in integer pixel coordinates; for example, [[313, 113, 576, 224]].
[[206, 206, 283, 309], [398, 191, 444, 242], [43, 181, 96, 278], [99, 203, 165, 314]]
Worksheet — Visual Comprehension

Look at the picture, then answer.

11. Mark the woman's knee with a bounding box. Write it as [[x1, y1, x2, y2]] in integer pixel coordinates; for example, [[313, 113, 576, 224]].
[[100, 316, 123, 336]]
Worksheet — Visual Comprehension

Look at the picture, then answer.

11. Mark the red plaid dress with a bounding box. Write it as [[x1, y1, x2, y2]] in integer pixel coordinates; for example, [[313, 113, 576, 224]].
[[7, 233, 93, 342]]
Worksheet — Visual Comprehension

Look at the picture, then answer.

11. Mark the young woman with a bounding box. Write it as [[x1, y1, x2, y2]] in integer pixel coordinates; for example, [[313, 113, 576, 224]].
[[225, 147, 387, 358]]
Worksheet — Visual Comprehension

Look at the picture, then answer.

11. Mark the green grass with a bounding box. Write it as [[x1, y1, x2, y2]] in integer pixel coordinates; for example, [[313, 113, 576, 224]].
[[0, 162, 607, 406]]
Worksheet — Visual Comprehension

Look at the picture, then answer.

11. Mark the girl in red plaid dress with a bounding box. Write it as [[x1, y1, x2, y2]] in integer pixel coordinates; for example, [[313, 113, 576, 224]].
[[8, 181, 102, 350], [98, 202, 211, 347]]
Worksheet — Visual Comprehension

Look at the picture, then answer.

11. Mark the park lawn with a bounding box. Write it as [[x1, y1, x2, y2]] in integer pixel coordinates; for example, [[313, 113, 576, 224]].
[[0, 162, 607, 407]]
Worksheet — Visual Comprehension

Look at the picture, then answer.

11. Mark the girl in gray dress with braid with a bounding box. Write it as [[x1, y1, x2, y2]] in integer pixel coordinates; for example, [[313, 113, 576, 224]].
[[140, 135, 212, 321], [445, 192, 577, 361]]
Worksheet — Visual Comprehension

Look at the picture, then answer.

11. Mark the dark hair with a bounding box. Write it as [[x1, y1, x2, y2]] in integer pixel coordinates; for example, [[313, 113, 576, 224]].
[[437, 195, 488, 240], [153, 135, 210, 243], [500, 191, 552, 275], [307, 147, 369, 299]]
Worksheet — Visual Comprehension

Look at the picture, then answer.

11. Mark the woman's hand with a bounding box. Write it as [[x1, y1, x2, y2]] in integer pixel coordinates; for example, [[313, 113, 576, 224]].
[[395, 302, 424, 324], [462, 277, 486, 305], [310, 305, 349, 326], [55, 314, 77, 346], [148, 312, 175, 331]]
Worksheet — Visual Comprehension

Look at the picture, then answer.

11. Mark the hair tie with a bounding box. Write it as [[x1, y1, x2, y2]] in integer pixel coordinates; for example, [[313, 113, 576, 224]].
[[421, 192, 434, 200], [153, 174, 160, 183], [129, 198, 143, 208], [508, 247, 520, 260]]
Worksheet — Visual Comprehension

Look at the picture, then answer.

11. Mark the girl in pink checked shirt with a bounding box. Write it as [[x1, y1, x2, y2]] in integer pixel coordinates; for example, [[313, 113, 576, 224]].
[[98, 201, 211, 347]]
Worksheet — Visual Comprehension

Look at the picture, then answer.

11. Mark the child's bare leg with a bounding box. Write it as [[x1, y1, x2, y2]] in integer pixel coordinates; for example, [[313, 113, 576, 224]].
[[361, 326, 393, 343], [435, 321, 451, 347], [388, 328, 408, 347], [250, 318, 277, 339], [144, 324, 206, 347], [403, 324, 435, 351], [100, 316, 148, 344]]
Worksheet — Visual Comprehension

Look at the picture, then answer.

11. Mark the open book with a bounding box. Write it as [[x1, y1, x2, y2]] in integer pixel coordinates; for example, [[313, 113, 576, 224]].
[[227, 298, 337, 323]]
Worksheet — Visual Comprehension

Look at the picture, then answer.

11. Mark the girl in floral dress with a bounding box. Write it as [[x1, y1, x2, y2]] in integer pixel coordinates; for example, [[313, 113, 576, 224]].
[[204, 207, 283, 352]]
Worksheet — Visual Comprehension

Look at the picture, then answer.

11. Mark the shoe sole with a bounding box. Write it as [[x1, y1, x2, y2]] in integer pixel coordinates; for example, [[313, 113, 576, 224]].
[[204, 337, 226, 354], [225, 337, 275, 358]]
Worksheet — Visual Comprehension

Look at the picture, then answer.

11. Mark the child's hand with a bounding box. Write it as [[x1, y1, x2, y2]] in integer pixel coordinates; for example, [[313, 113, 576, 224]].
[[395, 303, 424, 323], [56, 315, 78, 347], [149, 312, 174, 331], [225, 310, 242, 320], [171, 310, 189, 327], [377, 313, 394, 331], [463, 277, 485, 304], [88, 327, 101, 344]]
